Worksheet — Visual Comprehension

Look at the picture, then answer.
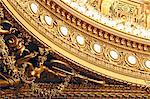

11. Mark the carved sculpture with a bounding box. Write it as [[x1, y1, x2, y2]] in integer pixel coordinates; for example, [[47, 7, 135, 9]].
[[0, 7, 105, 97], [1, 0, 150, 98]]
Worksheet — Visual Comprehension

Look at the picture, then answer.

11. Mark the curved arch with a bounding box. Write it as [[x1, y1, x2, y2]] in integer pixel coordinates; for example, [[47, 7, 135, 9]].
[[1, 0, 149, 86]]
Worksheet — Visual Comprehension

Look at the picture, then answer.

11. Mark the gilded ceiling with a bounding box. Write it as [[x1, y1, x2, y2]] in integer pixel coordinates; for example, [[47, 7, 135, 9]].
[[62, 0, 150, 39], [1, 0, 150, 88], [1, 0, 150, 98]]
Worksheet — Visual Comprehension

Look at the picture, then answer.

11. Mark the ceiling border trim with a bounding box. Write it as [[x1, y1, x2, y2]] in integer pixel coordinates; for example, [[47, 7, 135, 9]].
[[1, 0, 148, 86]]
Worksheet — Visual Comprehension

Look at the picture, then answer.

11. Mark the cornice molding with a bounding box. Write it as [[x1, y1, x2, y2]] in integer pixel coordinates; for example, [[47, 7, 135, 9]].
[[1, 0, 150, 86], [47, 0, 150, 52]]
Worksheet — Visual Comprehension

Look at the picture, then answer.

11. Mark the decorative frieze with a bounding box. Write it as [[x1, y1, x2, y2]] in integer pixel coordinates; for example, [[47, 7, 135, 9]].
[[2, 0, 150, 86]]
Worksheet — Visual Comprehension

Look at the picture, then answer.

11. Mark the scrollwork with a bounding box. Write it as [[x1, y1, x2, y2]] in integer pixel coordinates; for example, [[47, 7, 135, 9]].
[[0, 9, 104, 96]]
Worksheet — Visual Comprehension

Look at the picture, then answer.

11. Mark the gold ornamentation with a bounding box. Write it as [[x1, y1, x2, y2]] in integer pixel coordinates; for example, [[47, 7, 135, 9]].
[[3, 0, 150, 85], [62, 0, 150, 39]]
